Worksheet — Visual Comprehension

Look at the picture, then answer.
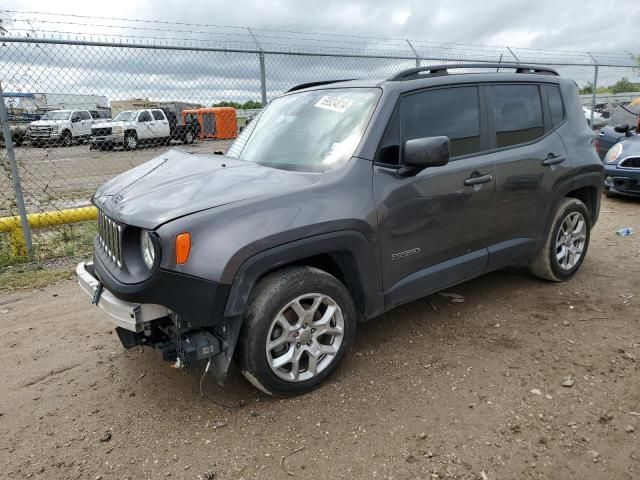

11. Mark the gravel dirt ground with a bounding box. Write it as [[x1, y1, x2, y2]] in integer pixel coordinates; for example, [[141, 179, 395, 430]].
[[0, 196, 639, 480]]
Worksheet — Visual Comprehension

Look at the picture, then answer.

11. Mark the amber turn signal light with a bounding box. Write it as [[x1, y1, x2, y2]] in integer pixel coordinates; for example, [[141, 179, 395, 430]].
[[175, 233, 191, 264]]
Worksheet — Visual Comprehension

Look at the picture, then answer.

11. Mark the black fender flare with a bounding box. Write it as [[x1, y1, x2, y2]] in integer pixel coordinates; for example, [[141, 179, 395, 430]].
[[542, 169, 603, 244], [223, 230, 384, 320]]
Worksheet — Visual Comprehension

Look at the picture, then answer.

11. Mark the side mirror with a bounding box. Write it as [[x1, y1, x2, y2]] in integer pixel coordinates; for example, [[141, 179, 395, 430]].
[[614, 123, 630, 135], [71, 117, 80, 123], [399, 136, 450, 176]]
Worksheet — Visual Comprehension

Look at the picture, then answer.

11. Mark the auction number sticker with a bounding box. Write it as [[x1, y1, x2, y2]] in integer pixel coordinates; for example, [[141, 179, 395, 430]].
[[314, 96, 353, 113]]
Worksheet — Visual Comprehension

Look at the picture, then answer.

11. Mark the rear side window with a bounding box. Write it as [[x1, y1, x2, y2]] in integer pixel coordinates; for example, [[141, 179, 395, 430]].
[[402, 86, 481, 158], [79, 111, 91, 120], [544, 85, 564, 127], [152, 110, 165, 121], [490, 84, 544, 148]]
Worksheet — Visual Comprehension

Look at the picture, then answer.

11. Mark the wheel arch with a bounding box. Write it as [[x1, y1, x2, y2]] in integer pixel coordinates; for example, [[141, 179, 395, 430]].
[[223, 231, 384, 321]]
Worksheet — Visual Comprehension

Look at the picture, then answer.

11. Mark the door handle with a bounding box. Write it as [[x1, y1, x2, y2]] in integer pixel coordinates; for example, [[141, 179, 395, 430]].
[[464, 173, 493, 186], [598, 131, 605, 136], [542, 154, 565, 166]]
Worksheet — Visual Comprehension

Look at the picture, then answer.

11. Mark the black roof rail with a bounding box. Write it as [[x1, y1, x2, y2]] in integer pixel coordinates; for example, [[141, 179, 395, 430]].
[[287, 79, 354, 92], [388, 63, 559, 81]]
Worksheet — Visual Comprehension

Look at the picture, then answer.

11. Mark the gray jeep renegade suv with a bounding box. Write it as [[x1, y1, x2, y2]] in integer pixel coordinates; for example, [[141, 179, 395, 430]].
[[77, 64, 603, 396]]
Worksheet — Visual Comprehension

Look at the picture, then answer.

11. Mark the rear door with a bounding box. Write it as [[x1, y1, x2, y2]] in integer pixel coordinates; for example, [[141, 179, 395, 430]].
[[488, 83, 570, 265], [373, 85, 496, 308], [151, 109, 171, 138]]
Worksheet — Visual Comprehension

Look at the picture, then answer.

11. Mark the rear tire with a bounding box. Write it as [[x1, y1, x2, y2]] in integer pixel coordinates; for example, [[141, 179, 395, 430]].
[[529, 197, 591, 282], [236, 267, 357, 396]]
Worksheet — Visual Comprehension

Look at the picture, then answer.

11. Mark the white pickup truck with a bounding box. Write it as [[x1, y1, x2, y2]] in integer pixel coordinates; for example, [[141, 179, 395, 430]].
[[27, 109, 99, 146], [90, 108, 171, 150]]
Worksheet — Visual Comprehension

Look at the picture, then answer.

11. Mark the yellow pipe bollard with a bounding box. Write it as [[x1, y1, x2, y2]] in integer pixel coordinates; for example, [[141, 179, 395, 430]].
[[0, 206, 98, 257]]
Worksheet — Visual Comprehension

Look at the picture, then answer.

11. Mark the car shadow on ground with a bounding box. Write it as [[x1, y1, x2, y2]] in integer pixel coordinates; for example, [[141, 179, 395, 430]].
[[114, 265, 540, 408]]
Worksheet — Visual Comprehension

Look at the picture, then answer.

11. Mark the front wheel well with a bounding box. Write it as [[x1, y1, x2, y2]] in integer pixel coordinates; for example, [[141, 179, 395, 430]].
[[252, 252, 367, 319], [566, 186, 598, 224]]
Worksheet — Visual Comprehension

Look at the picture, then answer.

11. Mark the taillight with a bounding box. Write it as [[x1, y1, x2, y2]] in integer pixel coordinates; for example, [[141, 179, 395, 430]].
[[595, 138, 600, 152]]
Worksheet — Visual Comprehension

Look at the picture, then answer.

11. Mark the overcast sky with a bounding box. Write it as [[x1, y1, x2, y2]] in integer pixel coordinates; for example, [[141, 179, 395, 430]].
[[1, 1, 639, 105], [3, 0, 640, 53]]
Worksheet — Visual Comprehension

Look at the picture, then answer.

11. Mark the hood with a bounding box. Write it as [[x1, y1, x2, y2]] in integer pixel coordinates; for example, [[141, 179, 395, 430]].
[[30, 119, 66, 127], [93, 120, 133, 129], [93, 149, 321, 229]]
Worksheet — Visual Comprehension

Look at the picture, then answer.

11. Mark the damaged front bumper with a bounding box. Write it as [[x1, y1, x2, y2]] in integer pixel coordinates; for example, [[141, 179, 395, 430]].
[[77, 261, 170, 332], [76, 261, 242, 383]]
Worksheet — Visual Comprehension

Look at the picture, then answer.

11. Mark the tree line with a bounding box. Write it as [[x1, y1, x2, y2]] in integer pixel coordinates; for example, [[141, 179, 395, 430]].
[[579, 77, 640, 95], [212, 100, 263, 109]]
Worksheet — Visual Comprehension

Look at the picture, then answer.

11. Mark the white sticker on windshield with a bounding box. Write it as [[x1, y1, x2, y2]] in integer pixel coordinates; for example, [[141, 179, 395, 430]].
[[314, 96, 353, 113]]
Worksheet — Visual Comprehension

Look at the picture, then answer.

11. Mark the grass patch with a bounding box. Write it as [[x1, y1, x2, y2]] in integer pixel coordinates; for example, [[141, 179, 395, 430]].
[[0, 264, 74, 290], [0, 220, 96, 267]]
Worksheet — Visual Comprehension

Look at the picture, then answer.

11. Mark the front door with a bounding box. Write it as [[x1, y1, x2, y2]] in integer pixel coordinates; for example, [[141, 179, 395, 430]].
[[373, 85, 496, 308], [137, 110, 153, 139]]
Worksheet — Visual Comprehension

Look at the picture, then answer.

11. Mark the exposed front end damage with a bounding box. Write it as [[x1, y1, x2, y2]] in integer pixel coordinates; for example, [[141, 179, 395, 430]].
[[77, 261, 242, 383]]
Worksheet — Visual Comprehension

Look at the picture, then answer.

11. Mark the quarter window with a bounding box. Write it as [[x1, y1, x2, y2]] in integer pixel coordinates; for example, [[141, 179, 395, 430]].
[[490, 85, 544, 147], [402, 86, 481, 158], [544, 85, 564, 127]]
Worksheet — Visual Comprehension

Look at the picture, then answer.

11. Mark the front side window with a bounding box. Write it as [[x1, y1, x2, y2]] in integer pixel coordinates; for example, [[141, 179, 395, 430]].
[[138, 111, 152, 122], [226, 88, 380, 172], [402, 86, 481, 158], [490, 84, 544, 148]]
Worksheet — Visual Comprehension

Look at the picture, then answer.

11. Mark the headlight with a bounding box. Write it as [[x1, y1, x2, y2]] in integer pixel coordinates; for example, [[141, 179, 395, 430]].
[[114, 126, 124, 134], [605, 143, 623, 163], [140, 230, 156, 269], [51, 125, 59, 133]]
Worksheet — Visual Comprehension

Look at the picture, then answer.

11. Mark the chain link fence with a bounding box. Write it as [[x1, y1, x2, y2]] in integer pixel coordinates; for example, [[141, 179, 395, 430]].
[[0, 13, 639, 270]]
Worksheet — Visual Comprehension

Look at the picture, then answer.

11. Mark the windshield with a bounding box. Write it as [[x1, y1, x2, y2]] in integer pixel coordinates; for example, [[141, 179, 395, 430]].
[[41, 111, 71, 120], [227, 88, 380, 172], [114, 111, 137, 122]]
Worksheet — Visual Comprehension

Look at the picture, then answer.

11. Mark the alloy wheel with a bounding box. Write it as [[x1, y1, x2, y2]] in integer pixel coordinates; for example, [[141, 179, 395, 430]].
[[555, 211, 587, 271], [265, 293, 344, 382]]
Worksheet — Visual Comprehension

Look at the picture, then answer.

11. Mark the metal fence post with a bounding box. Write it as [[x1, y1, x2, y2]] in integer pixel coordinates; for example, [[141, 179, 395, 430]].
[[507, 47, 520, 64], [0, 80, 33, 257], [406, 40, 420, 67], [588, 53, 599, 128], [248, 28, 268, 106]]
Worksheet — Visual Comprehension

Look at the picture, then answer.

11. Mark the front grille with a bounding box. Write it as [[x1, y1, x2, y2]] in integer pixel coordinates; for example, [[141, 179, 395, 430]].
[[614, 177, 640, 193], [92, 127, 112, 136], [97, 210, 123, 267], [619, 157, 640, 169]]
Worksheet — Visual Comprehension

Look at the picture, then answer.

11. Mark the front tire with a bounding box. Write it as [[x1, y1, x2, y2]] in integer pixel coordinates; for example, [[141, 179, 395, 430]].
[[236, 267, 357, 396], [124, 132, 138, 150], [60, 130, 73, 147], [529, 197, 591, 282]]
